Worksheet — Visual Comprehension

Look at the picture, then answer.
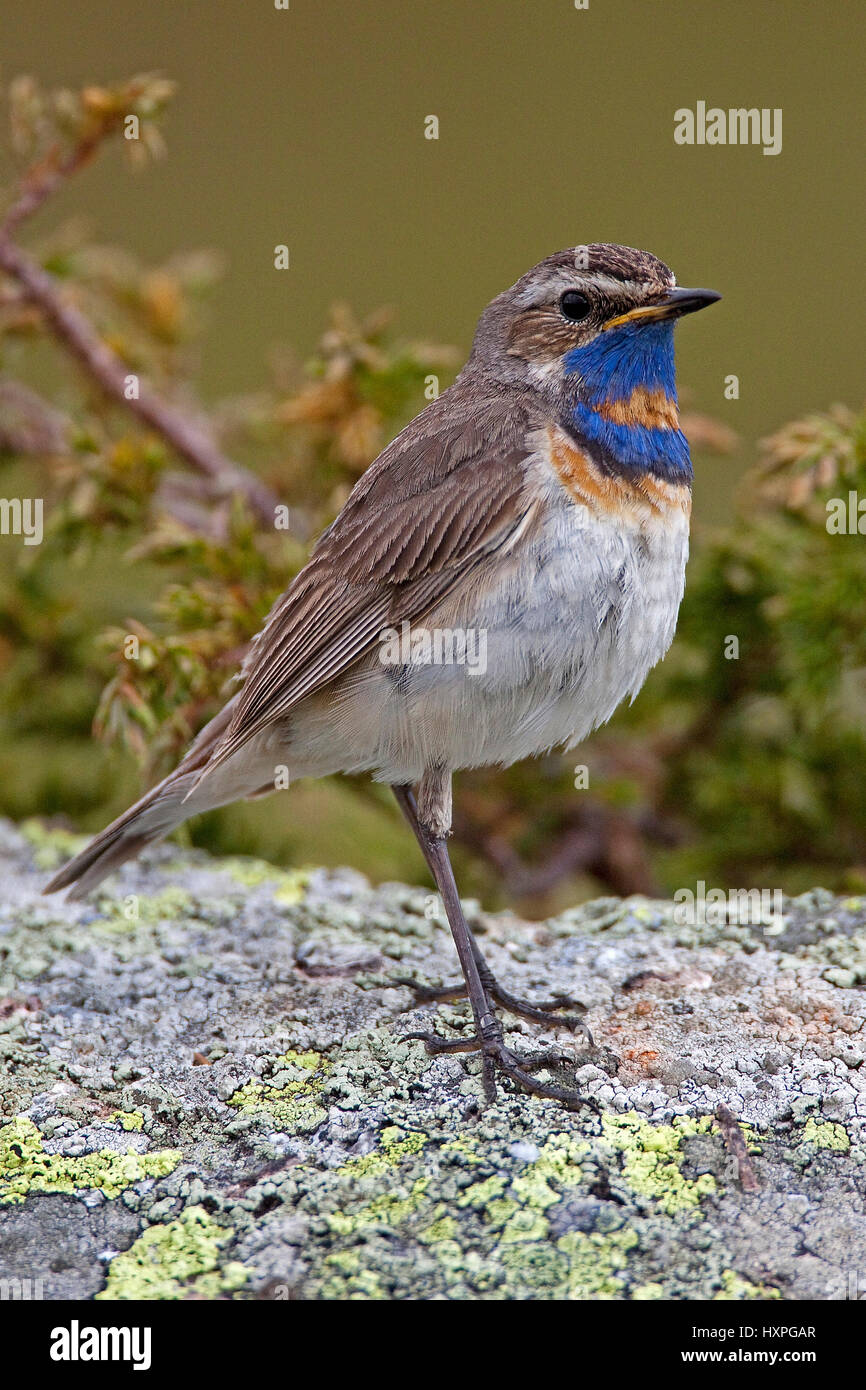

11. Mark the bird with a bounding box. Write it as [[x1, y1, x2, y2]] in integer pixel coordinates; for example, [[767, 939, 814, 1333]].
[[46, 243, 720, 1109]]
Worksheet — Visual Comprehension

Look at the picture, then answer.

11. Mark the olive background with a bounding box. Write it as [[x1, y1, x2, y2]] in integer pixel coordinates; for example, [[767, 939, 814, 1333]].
[[4, 0, 864, 521], [2, 0, 864, 907]]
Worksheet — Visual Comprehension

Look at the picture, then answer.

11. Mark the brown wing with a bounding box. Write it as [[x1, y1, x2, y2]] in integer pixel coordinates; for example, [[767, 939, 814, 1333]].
[[192, 387, 536, 784]]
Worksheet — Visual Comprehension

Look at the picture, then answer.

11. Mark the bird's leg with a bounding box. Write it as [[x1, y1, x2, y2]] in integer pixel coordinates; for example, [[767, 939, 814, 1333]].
[[393, 776, 500, 1101], [393, 940, 590, 1035], [392, 780, 594, 1110], [391, 783, 590, 1040]]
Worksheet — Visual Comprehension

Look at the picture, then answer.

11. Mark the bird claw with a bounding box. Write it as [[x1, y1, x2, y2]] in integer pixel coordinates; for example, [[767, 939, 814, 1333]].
[[396, 971, 593, 1044], [392, 975, 465, 1006], [401, 1030, 597, 1111], [486, 982, 592, 1041], [493, 1044, 600, 1112], [400, 1030, 479, 1055]]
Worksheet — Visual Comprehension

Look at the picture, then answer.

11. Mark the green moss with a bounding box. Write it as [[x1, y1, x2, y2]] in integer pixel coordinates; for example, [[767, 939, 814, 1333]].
[[319, 1127, 434, 1251], [112, 1110, 144, 1132], [800, 1118, 850, 1152], [0, 1116, 180, 1205], [499, 1208, 550, 1244], [439, 1134, 485, 1165], [418, 1214, 459, 1244], [320, 1250, 386, 1300], [714, 1269, 781, 1300], [484, 1197, 519, 1231], [218, 857, 309, 905], [226, 1049, 330, 1134], [351, 1175, 431, 1229], [446, 1132, 589, 1250], [602, 1112, 717, 1214], [474, 1224, 640, 1298], [553, 1228, 638, 1299], [97, 1205, 247, 1300], [497, 1240, 570, 1291], [100, 887, 194, 926], [306, 1120, 640, 1299], [525, 1132, 589, 1192], [803, 930, 866, 987], [341, 1125, 428, 1178], [19, 819, 86, 870], [458, 1174, 508, 1209]]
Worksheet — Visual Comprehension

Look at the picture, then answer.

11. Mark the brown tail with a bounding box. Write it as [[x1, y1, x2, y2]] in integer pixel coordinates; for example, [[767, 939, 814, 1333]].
[[44, 771, 200, 900], [44, 699, 244, 901]]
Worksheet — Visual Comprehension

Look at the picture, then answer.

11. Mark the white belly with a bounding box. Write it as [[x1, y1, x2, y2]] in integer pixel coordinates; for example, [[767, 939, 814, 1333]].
[[281, 483, 689, 783]]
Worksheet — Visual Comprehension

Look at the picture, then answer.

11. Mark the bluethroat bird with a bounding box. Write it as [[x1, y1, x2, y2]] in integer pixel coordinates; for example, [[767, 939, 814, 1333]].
[[46, 244, 720, 1109]]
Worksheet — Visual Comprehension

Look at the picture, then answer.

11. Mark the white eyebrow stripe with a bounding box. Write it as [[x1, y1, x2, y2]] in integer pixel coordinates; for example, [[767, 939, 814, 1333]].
[[581, 273, 646, 297], [514, 269, 671, 308]]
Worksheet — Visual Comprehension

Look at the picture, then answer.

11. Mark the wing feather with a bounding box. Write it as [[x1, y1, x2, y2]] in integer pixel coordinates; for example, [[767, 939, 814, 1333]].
[[191, 388, 536, 783]]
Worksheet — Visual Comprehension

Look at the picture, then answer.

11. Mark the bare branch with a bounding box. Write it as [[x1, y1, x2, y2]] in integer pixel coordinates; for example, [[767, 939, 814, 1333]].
[[0, 136, 103, 241], [0, 233, 278, 524], [0, 83, 278, 524]]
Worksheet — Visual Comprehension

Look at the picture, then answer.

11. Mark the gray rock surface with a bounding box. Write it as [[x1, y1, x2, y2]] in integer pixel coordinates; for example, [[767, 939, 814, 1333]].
[[1, 818, 865, 1300]]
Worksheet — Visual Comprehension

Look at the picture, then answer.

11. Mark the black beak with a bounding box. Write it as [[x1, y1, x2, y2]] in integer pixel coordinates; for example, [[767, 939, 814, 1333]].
[[604, 286, 721, 331], [655, 286, 722, 319]]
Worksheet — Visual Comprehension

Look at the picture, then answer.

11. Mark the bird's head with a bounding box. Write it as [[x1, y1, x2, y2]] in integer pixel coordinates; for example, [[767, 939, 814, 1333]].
[[468, 244, 720, 480]]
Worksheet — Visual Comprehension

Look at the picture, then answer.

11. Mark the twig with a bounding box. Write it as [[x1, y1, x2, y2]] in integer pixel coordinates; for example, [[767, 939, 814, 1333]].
[[715, 1104, 760, 1192], [0, 112, 279, 525], [0, 233, 278, 524], [0, 137, 104, 241]]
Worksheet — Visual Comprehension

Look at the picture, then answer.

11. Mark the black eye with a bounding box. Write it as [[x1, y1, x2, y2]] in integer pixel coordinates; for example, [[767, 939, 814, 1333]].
[[560, 290, 591, 322]]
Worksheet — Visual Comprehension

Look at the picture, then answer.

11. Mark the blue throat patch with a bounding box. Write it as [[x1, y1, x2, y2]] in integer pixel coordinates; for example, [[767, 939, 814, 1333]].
[[563, 320, 692, 481]]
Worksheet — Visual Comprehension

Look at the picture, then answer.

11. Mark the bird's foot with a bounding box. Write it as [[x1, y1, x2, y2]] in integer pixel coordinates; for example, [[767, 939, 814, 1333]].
[[392, 976, 466, 1006], [395, 968, 592, 1043], [402, 1025, 597, 1112]]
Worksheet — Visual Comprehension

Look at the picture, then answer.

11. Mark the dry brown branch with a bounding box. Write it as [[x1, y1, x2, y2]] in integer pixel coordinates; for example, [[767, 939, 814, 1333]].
[[0, 135, 104, 241], [0, 235, 278, 524], [715, 1103, 761, 1192], [0, 90, 280, 525]]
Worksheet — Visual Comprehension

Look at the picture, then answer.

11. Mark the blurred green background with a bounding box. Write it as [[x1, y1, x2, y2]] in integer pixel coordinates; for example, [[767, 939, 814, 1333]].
[[5, 0, 864, 518], [1, 0, 864, 912]]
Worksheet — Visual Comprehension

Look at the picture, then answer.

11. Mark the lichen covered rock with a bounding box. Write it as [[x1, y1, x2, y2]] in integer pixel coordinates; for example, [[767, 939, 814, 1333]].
[[1, 819, 865, 1300]]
